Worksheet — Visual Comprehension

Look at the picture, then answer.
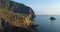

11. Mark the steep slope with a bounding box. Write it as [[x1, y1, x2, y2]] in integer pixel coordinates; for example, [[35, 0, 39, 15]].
[[0, 0, 37, 32], [0, 0, 35, 19], [0, 8, 37, 32], [0, 0, 36, 32]]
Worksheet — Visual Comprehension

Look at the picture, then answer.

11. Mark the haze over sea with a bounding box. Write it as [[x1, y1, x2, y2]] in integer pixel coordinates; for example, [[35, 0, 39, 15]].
[[33, 15, 60, 32]]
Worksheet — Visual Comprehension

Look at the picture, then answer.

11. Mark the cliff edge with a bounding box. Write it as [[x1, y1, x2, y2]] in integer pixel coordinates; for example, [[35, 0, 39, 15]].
[[0, 0, 35, 19], [0, 0, 37, 32]]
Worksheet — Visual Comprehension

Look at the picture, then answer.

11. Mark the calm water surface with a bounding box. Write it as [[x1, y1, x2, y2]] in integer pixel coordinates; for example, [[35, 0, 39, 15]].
[[33, 15, 60, 32]]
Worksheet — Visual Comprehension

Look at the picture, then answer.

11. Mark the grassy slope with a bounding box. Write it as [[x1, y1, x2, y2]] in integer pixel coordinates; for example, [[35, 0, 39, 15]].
[[0, 8, 24, 25], [0, 8, 35, 27], [0, 8, 37, 32]]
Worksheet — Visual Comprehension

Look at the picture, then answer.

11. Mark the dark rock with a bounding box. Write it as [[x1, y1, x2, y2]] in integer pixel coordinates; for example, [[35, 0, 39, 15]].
[[50, 17, 56, 20], [3, 26, 31, 32], [1, 18, 6, 27]]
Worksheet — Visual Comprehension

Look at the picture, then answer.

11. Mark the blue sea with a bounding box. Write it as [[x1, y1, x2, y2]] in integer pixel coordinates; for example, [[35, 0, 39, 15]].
[[33, 15, 60, 32]]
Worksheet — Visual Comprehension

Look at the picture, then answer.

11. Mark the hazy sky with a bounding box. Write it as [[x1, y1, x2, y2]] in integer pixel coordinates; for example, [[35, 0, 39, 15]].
[[12, 0, 60, 15]]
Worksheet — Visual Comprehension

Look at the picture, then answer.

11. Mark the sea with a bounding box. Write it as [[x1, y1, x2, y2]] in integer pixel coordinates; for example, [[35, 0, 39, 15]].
[[33, 15, 60, 32]]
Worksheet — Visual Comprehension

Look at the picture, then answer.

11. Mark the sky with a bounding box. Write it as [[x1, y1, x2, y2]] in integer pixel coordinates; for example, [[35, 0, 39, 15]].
[[12, 0, 60, 15]]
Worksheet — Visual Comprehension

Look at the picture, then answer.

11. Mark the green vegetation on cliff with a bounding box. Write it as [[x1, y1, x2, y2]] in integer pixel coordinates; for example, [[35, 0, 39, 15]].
[[0, 0, 35, 18], [0, 0, 37, 32]]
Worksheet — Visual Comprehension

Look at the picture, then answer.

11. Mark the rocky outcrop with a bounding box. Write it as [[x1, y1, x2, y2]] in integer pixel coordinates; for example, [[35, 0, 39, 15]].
[[50, 17, 56, 21], [0, 0, 35, 19], [0, 7, 37, 32], [0, 0, 37, 32]]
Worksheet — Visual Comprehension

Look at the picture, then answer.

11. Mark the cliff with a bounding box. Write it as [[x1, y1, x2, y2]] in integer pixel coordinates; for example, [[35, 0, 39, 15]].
[[0, 0, 36, 32], [0, 0, 35, 19]]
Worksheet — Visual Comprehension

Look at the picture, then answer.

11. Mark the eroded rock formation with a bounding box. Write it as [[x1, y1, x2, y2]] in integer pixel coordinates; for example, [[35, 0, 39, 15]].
[[0, 0, 35, 19], [0, 0, 37, 32]]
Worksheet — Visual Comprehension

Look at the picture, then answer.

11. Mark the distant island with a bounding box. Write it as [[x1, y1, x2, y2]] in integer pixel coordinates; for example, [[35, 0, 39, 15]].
[[0, 0, 37, 32], [50, 17, 56, 21]]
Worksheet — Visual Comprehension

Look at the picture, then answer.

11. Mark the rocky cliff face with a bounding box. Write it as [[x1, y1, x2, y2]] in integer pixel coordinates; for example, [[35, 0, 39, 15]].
[[0, 0, 35, 19], [0, 0, 36, 32]]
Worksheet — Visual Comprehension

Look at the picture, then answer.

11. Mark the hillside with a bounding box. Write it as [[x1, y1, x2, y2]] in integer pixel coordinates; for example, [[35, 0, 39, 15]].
[[0, 0, 37, 32], [0, 0, 35, 19]]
